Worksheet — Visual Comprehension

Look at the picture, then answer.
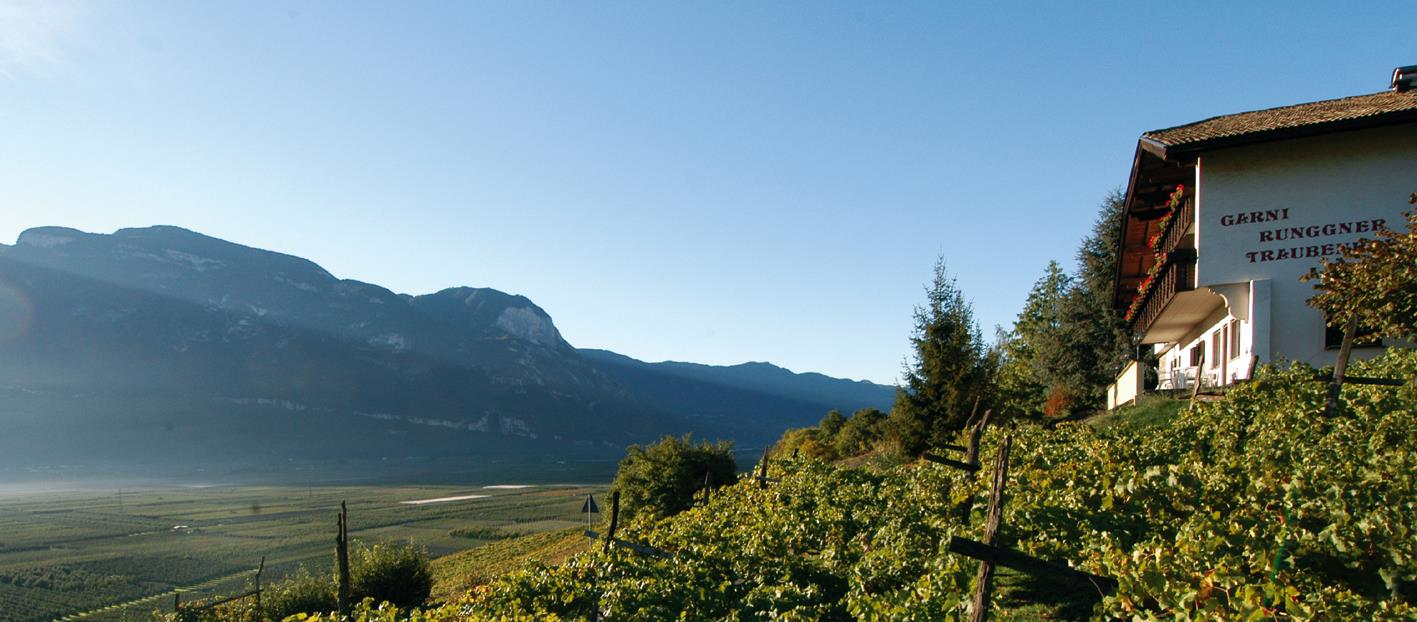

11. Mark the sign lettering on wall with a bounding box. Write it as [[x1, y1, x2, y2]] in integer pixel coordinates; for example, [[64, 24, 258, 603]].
[[1218, 208, 1385, 264]]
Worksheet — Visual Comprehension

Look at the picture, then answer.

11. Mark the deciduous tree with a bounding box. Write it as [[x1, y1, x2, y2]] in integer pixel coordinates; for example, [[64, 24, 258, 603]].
[[1305, 207, 1417, 341]]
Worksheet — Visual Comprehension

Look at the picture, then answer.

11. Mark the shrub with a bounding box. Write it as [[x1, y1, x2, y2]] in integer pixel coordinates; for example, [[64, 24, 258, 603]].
[[263, 566, 336, 619], [350, 541, 433, 610], [833, 408, 888, 457], [611, 434, 736, 522]]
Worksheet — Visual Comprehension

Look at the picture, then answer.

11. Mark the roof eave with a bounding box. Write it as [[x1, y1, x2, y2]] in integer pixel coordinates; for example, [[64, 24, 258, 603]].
[[1147, 109, 1417, 159]]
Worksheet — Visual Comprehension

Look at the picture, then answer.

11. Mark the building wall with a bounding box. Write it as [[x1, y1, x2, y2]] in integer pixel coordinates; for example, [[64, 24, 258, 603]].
[[1195, 122, 1417, 367]]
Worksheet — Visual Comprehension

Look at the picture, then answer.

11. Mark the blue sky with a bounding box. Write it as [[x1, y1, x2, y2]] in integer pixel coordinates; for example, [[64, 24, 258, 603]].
[[2, 1, 1412, 384]]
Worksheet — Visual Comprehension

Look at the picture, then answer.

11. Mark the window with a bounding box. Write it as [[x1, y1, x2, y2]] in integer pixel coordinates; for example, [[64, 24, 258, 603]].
[[1229, 319, 1241, 358], [1190, 341, 1205, 367], [1211, 331, 1222, 368], [1323, 314, 1382, 350]]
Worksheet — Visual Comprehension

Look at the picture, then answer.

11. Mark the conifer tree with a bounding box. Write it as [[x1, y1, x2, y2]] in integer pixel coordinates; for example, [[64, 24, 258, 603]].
[[1069, 189, 1135, 388], [996, 260, 1072, 416], [891, 258, 991, 454], [997, 191, 1135, 417]]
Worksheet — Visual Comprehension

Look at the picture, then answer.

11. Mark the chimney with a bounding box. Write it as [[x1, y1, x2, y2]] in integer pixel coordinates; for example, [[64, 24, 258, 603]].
[[1392, 65, 1417, 92]]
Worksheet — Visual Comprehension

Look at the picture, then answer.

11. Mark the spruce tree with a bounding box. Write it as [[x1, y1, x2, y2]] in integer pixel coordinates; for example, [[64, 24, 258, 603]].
[[891, 258, 990, 454], [997, 191, 1136, 418], [996, 260, 1072, 417], [1070, 189, 1135, 386]]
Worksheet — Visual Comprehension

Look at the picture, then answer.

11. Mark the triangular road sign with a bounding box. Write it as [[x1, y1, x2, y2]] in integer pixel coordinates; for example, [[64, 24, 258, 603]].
[[581, 494, 599, 514]]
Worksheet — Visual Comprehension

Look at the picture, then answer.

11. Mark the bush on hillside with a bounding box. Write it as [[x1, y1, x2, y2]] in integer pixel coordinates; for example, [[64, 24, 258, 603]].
[[611, 434, 736, 522], [350, 541, 433, 610], [775, 408, 891, 462], [151, 542, 430, 621], [832, 407, 888, 457], [262, 566, 336, 619]]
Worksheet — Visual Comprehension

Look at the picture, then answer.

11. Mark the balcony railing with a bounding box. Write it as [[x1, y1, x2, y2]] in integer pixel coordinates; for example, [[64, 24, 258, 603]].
[[1129, 248, 1196, 335], [1156, 197, 1194, 258]]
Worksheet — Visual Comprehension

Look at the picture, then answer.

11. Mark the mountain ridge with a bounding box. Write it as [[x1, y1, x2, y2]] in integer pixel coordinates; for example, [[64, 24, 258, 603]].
[[0, 225, 894, 472]]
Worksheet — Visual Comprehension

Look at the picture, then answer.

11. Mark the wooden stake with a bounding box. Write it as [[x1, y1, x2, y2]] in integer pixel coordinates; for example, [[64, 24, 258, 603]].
[[336, 501, 350, 618], [1188, 350, 1206, 411], [964, 409, 992, 468], [758, 448, 769, 490], [949, 537, 1116, 597], [603, 491, 620, 553], [962, 396, 982, 431], [1324, 314, 1359, 417], [969, 434, 1012, 622], [254, 555, 265, 611], [923, 452, 979, 473]]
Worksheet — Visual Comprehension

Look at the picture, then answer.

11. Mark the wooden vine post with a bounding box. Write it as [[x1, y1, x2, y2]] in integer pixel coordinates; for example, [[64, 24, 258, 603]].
[[584, 491, 671, 559], [603, 491, 621, 553], [964, 408, 992, 469], [1324, 314, 1359, 417], [968, 434, 1012, 622], [1188, 349, 1206, 411], [253, 555, 265, 611], [923, 404, 990, 475], [949, 430, 1117, 618], [758, 448, 770, 490], [336, 501, 351, 618]]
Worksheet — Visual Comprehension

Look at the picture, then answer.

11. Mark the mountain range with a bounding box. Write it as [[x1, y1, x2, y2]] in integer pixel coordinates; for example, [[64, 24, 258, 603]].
[[0, 226, 894, 473]]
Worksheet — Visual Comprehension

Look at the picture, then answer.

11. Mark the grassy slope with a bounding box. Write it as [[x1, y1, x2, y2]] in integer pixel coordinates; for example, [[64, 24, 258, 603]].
[[429, 528, 589, 603]]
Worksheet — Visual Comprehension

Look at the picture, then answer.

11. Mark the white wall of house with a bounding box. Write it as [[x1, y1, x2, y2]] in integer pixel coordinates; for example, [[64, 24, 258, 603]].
[[1195, 123, 1417, 368], [1156, 312, 1253, 390]]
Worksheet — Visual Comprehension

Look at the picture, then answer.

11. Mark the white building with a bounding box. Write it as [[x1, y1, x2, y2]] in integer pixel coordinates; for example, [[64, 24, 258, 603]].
[[1107, 65, 1417, 409]]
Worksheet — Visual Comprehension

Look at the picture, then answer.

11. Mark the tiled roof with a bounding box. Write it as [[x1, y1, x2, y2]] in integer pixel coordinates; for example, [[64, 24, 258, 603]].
[[1143, 90, 1417, 152]]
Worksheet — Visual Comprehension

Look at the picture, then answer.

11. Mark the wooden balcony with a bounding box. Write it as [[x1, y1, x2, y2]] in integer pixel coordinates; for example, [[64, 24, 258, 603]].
[[1128, 248, 1196, 335], [1155, 197, 1194, 258]]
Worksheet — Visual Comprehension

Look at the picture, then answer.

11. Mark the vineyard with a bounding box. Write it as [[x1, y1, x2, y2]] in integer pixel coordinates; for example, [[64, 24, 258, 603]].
[[299, 348, 1415, 621], [0, 482, 604, 622]]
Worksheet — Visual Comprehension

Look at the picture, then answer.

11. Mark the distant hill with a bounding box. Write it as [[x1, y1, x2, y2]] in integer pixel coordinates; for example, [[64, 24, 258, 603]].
[[579, 349, 895, 446], [0, 226, 894, 473]]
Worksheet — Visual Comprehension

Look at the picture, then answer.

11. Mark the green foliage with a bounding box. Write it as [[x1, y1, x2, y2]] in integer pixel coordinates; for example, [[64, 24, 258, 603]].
[[151, 544, 431, 622], [893, 257, 993, 454], [610, 434, 737, 522], [349, 541, 433, 610], [261, 566, 336, 620], [834, 408, 889, 457], [819, 409, 846, 439], [296, 349, 1417, 621], [429, 528, 587, 603], [1086, 394, 1186, 437], [447, 526, 517, 541], [997, 192, 1135, 418], [1305, 208, 1417, 341], [997, 261, 1073, 417], [775, 408, 893, 463]]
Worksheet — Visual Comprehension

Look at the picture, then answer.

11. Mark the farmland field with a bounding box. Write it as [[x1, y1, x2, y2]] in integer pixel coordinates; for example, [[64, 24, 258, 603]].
[[0, 472, 610, 622]]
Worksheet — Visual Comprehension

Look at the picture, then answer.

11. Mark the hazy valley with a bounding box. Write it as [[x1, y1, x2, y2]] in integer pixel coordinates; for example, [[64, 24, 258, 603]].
[[0, 225, 894, 478]]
